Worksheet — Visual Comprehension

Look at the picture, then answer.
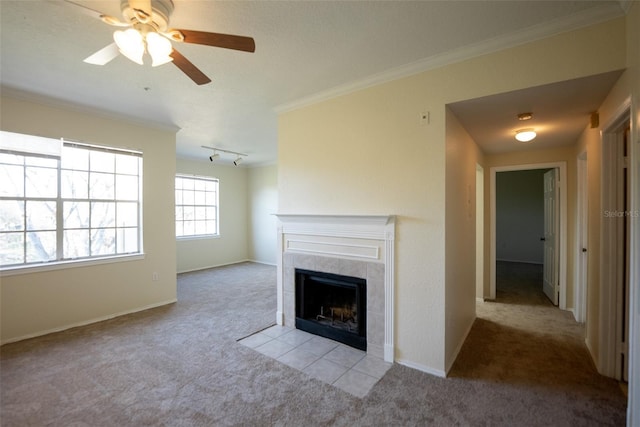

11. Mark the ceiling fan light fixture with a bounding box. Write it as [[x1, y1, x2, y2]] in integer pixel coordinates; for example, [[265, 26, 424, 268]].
[[114, 29, 144, 65], [146, 32, 174, 66], [515, 128, 537, 142]]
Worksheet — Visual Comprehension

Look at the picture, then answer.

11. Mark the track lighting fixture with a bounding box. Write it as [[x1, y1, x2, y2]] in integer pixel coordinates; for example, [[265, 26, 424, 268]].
[[201, 145, 247, 166]]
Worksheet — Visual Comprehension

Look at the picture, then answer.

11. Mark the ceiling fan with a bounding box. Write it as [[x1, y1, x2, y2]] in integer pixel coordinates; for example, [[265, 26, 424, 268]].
[[66, 0, 255, 85]]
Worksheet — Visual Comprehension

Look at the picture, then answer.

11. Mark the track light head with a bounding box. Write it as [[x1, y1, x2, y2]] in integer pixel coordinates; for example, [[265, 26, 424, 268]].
[[202, 146, 247, 164]]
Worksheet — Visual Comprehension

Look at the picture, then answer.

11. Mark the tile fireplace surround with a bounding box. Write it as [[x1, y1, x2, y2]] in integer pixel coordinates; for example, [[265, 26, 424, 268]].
[[275, 215, 395, 362]]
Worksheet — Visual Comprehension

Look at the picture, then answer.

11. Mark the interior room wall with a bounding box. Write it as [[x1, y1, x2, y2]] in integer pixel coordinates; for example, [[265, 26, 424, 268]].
[[248, 164, 278, 265], [444, 107, 484, 371], [176, 158, 249, 273], [278, 18, 625, 374], [0, 93, 177, 344], [496, 169, 547, 264]]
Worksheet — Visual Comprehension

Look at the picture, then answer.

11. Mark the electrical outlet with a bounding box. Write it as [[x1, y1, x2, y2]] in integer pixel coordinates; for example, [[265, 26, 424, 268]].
[[152, 272, 159, 281]]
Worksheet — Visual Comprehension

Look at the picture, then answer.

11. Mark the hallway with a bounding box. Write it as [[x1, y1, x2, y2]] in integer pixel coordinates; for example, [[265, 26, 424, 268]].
[[495, 261, 551, 306], [449, 261, 626, 425]]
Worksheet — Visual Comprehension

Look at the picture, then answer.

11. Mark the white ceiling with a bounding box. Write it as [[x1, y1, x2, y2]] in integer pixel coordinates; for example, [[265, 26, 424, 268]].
[[448, 70, 624, 154], [0, 0, 629, 165]]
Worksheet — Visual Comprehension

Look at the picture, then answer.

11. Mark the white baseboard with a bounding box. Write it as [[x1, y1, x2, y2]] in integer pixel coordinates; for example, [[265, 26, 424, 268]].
[[249, 259, 277, 267], [585, 336, 597, 367], [476, 297, 485, 304], [396, 358, 446, 378], [569, 307, 578, 322], [177, 259, 252, 274], [496, 258, 543, 265], [1, 299, 177, 346], [445, 318, 475, 375], [178, 259, 276, 275]]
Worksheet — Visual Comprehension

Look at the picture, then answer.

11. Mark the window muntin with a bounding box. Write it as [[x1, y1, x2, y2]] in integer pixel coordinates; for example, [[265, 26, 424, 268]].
[[175, 174, 218, 238], [0, 131, 142, 268]]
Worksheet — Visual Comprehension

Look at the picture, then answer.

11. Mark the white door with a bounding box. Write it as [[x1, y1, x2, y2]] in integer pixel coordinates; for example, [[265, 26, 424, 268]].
[[543, 169, 559, 305], [576, 153, 588, 323]]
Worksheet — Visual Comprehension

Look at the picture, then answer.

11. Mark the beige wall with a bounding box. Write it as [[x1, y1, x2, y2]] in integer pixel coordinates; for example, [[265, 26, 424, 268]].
[[445, 108, 483, 371], [175, 161, 277, 271], [248, 164, 278, 265], [176, 158, 249, 273], [0, 94, 177, 343], [278, 18, 625, 373]]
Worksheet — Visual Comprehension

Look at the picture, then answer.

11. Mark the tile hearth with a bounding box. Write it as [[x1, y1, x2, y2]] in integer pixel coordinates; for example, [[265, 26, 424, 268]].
[[238, 325, 391, 398]]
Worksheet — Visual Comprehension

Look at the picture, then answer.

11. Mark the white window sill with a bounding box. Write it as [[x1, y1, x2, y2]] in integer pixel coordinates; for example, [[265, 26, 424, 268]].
[[0, 253, 146, 277], [176, 234, 221, 241]]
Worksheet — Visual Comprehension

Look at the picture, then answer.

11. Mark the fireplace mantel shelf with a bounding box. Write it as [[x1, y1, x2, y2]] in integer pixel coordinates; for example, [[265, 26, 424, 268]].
[[275, 214, 395, 241], [275, 214, 395, 225]]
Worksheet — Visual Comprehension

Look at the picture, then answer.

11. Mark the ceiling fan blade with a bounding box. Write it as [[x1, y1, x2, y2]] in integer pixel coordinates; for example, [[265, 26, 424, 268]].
[[175, 30, 255, 53], [170, 49, 212, 86], [83, 43, 120, 65], [63, 0, 129, 27]]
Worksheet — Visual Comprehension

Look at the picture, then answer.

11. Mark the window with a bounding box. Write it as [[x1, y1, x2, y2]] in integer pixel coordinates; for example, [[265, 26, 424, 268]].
[[0, 131, 142, 268], [175, 174, 218, 238]]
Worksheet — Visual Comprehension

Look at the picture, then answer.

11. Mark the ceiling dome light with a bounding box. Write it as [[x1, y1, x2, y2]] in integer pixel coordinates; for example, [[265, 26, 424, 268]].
[[515, 129, 537, 142], [114, 29, 145, 65], [517, 112, 533, 121]]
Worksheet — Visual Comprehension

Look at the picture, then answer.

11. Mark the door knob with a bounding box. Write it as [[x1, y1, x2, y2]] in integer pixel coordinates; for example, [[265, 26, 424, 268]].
[[582, 248, 587, 253]]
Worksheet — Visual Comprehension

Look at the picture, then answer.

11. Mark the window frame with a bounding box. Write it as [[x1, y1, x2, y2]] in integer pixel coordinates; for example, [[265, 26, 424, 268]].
[[175, 174, 219, 239], [0, 133, 144, 274]]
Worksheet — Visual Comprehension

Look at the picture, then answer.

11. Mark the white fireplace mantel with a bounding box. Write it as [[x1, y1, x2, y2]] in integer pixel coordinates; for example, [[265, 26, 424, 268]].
[[275, 214, 395, 362]]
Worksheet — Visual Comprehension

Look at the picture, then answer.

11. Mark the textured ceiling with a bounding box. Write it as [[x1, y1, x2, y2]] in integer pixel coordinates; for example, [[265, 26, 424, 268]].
[[0, 1, 628, 165]]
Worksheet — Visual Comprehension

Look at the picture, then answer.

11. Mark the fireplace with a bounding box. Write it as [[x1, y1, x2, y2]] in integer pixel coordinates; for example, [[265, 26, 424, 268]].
[[275, 214, 395, 362], [295, 269, 366, 351]]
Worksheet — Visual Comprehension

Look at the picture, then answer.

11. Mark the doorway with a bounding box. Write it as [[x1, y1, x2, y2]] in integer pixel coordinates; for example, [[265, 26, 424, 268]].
[[575, 151, 588, 323], [476, 164, 484, 301], [489, 162, 567, 307], [600, 104, 631, 382]]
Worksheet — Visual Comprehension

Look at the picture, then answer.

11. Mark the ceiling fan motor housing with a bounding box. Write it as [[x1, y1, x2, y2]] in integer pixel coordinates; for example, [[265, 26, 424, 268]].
[[120, 0, 174, 32]]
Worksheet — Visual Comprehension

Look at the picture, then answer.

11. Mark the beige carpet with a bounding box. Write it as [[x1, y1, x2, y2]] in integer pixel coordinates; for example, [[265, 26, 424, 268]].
[[0, 261, 627, 426]]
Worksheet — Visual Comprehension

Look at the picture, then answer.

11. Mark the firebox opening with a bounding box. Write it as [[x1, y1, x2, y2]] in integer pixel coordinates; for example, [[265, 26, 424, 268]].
[[295, 269, 366, 351]]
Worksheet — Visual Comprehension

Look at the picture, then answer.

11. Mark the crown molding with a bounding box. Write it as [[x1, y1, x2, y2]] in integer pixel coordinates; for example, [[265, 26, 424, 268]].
[[275, 3, 625, 114]]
